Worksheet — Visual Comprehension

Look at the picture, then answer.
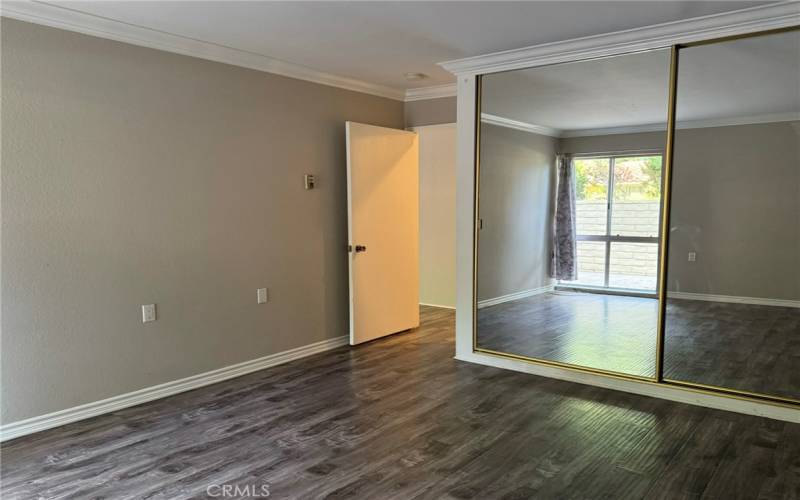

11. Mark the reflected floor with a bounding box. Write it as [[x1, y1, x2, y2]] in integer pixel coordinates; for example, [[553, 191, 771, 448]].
[[477, 291, 658, 377], [664, 299, 800, 401], [477, 292, 800, 400]]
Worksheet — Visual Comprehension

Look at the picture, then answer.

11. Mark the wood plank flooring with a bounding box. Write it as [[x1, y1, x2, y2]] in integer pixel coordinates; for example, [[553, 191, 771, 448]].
[[2, 306, 800, 499]]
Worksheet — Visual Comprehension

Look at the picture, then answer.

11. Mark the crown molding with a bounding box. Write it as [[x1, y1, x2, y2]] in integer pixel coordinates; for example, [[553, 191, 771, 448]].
[[0, 0, 407, 101], [440, 2, 800, 75], [404, 83, 457, 102], [480, 113, 562, 138]]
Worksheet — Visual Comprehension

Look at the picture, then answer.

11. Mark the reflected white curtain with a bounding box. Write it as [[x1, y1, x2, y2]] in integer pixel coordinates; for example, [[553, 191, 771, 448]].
[[551, 154, 578, 281]]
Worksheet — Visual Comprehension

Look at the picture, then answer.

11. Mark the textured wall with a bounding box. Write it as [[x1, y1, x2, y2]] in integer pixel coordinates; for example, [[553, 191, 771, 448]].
[[1, 18, 404, 423], [404, 97, 457, 128]]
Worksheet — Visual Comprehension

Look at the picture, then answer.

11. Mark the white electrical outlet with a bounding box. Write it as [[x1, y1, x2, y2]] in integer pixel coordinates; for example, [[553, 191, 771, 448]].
[[688, 252, 697, 262], [257, 288, 268, 304], [142, 304, 156, 323]]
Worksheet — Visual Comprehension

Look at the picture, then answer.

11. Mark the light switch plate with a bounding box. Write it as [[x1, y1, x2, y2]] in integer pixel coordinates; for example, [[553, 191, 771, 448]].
[[257, 288, 268, 304], [142, 304, 156, 323], [688, 252, 697, 262]]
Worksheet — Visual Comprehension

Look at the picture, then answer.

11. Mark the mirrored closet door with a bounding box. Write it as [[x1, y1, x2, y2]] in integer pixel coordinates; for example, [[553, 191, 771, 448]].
[[662, 29, 800, 401], [475, 48, 671, 378]]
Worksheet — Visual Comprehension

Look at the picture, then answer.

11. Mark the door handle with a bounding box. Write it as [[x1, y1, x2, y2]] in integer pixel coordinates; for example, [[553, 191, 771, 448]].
[[355, 245, 367, 253]]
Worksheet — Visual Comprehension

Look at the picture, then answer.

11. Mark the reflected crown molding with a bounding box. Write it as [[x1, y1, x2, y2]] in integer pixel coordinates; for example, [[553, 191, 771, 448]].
[[561, 112, 800, 138], [561, 123, 666, 138], [480, 113, 562, 137], [440, 2, 800, 75], [481, 111, 800, 139]]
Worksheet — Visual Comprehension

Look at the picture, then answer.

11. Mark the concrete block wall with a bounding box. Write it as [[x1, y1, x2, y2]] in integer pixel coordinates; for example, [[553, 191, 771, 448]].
[[574, 201, 660, 280]]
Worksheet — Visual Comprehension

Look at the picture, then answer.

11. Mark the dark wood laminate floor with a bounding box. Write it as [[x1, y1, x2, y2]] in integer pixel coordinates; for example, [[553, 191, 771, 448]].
[[3, 306, 800, 499]]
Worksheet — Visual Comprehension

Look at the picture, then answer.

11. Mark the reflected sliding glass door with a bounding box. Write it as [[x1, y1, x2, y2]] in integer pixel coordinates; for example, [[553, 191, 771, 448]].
[[560, 154, 663, 294]]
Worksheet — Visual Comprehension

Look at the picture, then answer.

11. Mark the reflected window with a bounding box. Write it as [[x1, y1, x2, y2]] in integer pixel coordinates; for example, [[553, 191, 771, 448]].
[[562, 154, 662, 292]]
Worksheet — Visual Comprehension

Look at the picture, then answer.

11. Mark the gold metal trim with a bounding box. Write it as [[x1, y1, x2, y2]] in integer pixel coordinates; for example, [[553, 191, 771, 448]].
[[476, 348, 656, 383], [663, 379, 800, 407], [472, 75, 483, 350], [655, 45, 679, 383], [471, 25, 800, 410], [659, 26, 800, 405], [476, 350, 800, 410]]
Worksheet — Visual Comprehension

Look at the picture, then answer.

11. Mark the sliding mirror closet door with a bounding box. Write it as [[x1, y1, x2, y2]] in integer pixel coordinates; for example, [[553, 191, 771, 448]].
[[663, 29, 800, 401], [475, 49, 670, 378]]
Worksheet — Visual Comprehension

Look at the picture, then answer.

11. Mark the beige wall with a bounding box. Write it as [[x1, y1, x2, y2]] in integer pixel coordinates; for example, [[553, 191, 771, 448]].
[[404, 97, 457, 128], [560, 122, 800, 300], [415, 124, 457, 308], [477, 124, 557, 301], [1, 19, 404, 423]]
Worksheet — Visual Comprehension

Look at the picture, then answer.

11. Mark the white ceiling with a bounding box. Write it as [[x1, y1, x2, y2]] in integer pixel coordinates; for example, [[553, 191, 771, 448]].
[[482, 29, 800, 134], [27, 1, 771, 95]]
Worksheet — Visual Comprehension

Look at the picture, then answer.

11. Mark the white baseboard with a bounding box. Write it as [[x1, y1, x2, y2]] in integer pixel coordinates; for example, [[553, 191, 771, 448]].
[[419, 302, 456, 310], [668, 291, 800, 309], [477, 284, 555, 309], [456, 351, 800, 424], [0, 335, 349, 442]]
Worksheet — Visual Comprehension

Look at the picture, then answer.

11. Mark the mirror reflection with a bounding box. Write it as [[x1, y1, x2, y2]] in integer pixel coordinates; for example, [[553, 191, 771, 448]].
[[476, 49, 670, 378], [663, 29, 800, 400]]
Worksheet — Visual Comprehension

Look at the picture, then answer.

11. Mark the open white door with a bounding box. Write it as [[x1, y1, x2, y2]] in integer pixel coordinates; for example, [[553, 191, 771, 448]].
[[346, 122, 419, 345]]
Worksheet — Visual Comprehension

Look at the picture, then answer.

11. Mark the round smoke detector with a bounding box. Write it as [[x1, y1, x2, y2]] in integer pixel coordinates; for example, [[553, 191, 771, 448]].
[[404, 72, 428, 81]]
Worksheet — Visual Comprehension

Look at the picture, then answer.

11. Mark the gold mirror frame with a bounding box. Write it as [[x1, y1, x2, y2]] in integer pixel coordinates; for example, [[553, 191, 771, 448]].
[[471, 25, 800, 408]]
